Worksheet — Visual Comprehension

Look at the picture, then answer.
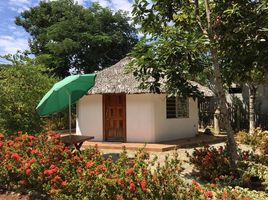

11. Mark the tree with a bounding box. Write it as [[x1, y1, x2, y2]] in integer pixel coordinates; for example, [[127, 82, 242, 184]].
[[129, 0, 268, 166], [15, 0, 138, 77], [215, 1, 268, 134], [0, 52, 57, 133]]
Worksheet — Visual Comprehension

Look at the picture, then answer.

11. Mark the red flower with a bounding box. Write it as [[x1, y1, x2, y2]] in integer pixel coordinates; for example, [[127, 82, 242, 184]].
[[51, 176, 62, 184], [239, 197, 250, 200], [20, 179, 27, 185], [61, 181, 66, 186], [50, 187, 58, 194], [44, 169, 53, 175], [31, 149, 39, 154], [140, 179, 146, 191], [12, 153, 21, 161], [0, 141, 4, 147], [204, 191, 213, 198], [26, 169, 31, 175], [129, 182, 136, 192], [7, 140, 14, 146], [50, 164, 56, 169], [116, 194, 123, 200], [126, 168, 134, 175], [222, 191, 228, 199], [85, 160, 93, 168], [27, 135, 35, 140], [29, 159, 36, 164], [17, 131, 22, 136]]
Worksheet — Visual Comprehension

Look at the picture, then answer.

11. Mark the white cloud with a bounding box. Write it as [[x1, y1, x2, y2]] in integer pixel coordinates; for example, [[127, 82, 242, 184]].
[[74, 0, 85, 5], [8, 0, 31, 7], [110, 0, 132, 12], [91, 0, 111, 8], [0, 36, 29, 55], [91, 0, 133, 13], [8, 0, 31, 13]]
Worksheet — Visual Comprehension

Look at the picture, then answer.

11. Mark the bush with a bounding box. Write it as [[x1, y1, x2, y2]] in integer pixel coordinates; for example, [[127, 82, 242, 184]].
[[0, 132, 190, 199], [1, 132, 263, 199], [187, 143, 268, 193], [236, 128, 268, 155], [0, 53, 57, 133], [186, 145, 247, 181]]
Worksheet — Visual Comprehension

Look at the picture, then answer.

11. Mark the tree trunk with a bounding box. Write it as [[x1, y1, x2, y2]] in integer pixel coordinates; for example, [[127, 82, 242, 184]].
[[204, 0, 238, 168], [249, 85, 257, 135], [210, 48, 239, 167]]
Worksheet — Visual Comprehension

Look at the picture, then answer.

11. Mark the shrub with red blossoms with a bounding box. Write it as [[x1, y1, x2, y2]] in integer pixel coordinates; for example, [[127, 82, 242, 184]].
[[0, 132, 267, 199]]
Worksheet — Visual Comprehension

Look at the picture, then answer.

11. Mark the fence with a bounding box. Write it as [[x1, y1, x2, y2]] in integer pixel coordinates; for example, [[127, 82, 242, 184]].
[[198, 99, 268, 131]]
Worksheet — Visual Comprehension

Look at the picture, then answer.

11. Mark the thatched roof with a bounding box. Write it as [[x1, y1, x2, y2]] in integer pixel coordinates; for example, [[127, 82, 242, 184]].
[[89, 57, 214, 97]]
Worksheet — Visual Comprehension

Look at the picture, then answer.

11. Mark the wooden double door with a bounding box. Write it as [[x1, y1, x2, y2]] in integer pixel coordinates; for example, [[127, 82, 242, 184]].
[[103, 94, 126, 142]]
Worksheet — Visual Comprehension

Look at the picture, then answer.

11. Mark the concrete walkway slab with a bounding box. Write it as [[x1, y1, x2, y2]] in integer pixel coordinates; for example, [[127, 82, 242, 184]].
[[83, 134, 227, 152]]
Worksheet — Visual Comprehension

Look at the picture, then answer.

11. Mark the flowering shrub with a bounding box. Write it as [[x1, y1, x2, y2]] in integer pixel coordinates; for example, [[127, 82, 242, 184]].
[[0, 132, 267, 199], [186, 145, 243, 181], [236, 128, 268, 155], [187, 143, 268, 193]]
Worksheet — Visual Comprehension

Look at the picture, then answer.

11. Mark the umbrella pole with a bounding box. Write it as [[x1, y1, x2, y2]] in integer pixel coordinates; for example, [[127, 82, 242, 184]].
[[69, 94, 71, 135]]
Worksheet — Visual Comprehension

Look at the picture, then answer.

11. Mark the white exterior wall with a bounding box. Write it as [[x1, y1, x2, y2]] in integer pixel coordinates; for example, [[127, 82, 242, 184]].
[[76, 95, 103, 141], [153, 94, 198, 142], [76, 94, 198, 143], [126, 94, 155, 142]]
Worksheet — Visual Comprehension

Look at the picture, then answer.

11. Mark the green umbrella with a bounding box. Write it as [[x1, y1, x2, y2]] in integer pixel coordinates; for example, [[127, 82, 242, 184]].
[[36, 74, 96, 134]]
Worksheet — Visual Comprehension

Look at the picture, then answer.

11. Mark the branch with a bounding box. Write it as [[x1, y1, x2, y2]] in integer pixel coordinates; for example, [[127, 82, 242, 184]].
[[204, 0, 211, 30], [196, 15, 208, 35]]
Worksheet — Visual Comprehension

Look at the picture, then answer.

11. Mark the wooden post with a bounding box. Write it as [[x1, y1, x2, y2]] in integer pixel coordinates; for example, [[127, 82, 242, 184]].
[[214, 108, 220, 135]]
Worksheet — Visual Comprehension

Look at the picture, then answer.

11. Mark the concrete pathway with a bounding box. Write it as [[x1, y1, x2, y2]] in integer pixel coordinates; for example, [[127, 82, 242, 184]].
[[83, 134, 227, 152]]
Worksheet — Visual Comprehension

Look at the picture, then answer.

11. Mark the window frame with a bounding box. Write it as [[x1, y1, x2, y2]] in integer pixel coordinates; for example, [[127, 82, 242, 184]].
[[166, 96, 189, 119]]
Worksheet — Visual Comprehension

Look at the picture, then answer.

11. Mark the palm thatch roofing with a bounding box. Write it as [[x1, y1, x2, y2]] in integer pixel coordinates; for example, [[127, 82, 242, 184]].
[[89, 57, 214, 97]]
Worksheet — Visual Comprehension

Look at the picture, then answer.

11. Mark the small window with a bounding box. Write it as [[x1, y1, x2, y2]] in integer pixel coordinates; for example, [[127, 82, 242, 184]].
[[166, 96, 189, 118]]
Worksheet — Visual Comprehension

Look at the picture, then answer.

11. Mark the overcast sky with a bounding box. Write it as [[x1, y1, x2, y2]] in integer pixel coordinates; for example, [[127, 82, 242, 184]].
[[0, 0, 133, 56]]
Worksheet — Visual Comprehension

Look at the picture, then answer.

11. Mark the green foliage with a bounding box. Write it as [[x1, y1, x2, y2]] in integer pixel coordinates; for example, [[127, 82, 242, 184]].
[[15, 0, 138, 77], [0, 132, 264, 199], [130, 0, 268, 96], [129, 0, 210, 97], [188, 144, 268, 192], [214, 0, 268, 85], [0, 52, 57, 133]]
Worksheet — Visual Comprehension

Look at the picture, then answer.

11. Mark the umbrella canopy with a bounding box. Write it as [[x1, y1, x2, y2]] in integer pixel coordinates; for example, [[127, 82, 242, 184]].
[[36, 74, 96, 116]]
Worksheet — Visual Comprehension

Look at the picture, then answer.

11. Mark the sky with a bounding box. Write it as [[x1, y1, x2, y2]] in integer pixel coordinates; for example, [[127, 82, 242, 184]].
[[0, 0, 133, 56]]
